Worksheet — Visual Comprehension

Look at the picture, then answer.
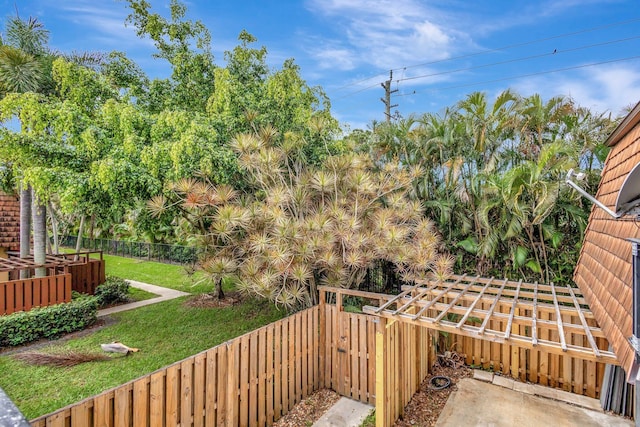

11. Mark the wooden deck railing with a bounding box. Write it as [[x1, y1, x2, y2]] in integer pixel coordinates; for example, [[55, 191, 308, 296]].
[[0, 274, 72, 315]]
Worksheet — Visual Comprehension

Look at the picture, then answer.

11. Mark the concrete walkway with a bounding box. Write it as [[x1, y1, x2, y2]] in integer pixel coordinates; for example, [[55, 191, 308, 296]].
[[97, 280, 189, 317], [313, 397, 373, 427], [436, 376, 632, 427]]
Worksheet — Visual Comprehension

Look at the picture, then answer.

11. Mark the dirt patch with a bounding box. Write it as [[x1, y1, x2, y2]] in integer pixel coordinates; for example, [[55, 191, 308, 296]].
[[394, 364, 473, 427], [273, 389, 341, 427], [185, 292, 244, 308]]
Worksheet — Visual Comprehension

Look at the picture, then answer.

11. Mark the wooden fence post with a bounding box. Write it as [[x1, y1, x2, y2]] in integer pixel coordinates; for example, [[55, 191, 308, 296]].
[[375, 317, 387, 427]]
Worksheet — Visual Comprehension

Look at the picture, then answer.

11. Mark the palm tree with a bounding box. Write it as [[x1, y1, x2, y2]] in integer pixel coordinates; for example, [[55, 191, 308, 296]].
[[1, 16, 51, 276]]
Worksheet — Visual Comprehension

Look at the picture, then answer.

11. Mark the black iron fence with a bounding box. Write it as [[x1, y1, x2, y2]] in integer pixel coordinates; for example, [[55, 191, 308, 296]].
[[61, 236, 404, 293], [358, 260, 405, 294], [61, 236, 201, 265]]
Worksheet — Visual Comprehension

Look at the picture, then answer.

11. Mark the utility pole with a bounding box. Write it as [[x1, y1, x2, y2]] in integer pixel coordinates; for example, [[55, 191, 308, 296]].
[[380, 70, 398, 122]]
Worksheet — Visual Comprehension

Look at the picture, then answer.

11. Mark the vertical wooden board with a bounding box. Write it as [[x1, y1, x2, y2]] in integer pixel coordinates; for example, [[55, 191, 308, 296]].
[[218, 344, 233, 426], [226, 340, 240, 427], [239, 336, 250, 425], [15, 281, 25, 311], [48, 278, 57, 305], [94, 392, 114, 427], [510, 308, 520, 379], [325, 305, 334, 389], [70, 400, 92, 427], [181, 360, 194, 427], [319, 300, 327, 388], [586, 360, 597, 398], [258, 328, 267, 427], [367, 318, 376, 404], [249, 332, 259, 426], [132, 378, 149, 427], [0, 284, 6, 314], [332, 305, 340, 393], [149, 372, 165, 427], [114, 386, 131, 427], [212, 348, 225, 427], [56, 277, 65, 303], [274, 321, 283, 419], [295, 313, 303, 403], [308, 308, 316, 391], [281, 319, 289, 416], [301, 312, 308, 399], [32, 280, 40, 309], [350, 316, 359, 401], [165, 365, 180, 427], [45, 411, 65, 427], [266, 325, 275, 425], [375, 318, 386, 427], [6, 283, 15, 314], [23, 280, 32, 311], [539, 311, 549, 386], [359, 317, 368, 402], [192, 353, 206, 427], [288, 316, 296, 409]]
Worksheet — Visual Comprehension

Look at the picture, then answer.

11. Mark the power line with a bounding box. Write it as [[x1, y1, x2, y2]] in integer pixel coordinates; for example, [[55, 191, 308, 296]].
[[334, 34, 640, 100], [396, 35, 640, 84], [392, 55, 640, 98], [394, 17, 640, 72], [330, 16, 640, 93]]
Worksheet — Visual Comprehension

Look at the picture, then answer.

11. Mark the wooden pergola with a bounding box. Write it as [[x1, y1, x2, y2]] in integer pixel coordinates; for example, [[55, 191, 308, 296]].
[[0, 253, 87, 273], [362, 274, 618, 365]]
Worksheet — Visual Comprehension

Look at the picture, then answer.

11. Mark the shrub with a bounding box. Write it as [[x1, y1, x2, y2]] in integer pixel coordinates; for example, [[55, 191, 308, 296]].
[[95, 276, 130, 307], [0, 297, 98, 347]]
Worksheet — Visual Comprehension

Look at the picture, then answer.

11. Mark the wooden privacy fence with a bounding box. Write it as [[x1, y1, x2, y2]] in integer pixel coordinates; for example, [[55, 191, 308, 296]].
[[0, 274, 71, 315], [447, 304, 607, 398], [31, 306, 320, 427], [29, 283, 613, 426], [68, 258, 105, 295]]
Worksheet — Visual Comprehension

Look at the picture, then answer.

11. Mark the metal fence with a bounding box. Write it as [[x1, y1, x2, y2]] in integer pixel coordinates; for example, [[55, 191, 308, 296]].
[[61, 236, 404, 293], [61, 236, 201, 265]]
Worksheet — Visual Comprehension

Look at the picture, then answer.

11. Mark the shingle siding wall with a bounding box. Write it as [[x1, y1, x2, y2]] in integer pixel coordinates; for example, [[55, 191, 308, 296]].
[[574, 123, 640, 378], [0, 192, 20, 252]]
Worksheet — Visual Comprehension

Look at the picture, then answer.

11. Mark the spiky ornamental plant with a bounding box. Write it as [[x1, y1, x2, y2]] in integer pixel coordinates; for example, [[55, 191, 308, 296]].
[[149, 125, 453, 309]]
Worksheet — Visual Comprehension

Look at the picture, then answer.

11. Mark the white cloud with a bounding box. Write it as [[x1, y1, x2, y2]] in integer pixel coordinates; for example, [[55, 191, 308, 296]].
[[59, 2, 152, 48], [512, 63, 640, 116], [305, 0, 472, 71], [314, 47, 358, 70]]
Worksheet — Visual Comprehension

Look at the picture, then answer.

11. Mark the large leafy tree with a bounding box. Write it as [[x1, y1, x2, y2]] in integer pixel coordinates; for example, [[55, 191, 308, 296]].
[[150, 125, 453, 307], [364, 90, 616, 284]]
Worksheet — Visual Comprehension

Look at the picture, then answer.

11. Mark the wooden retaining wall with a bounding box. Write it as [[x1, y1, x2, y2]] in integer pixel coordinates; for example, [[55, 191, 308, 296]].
[[30, 306, 320, 427], [0, 274, 72, 315]]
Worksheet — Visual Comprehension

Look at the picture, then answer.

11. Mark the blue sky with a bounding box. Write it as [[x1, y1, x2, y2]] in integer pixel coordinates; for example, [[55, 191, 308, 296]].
[[2, 0, 640, 130]]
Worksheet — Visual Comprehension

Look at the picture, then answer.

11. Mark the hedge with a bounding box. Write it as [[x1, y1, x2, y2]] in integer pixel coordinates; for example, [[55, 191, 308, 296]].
[[0, 297, 98, 347], [95, 276, 130, 307]]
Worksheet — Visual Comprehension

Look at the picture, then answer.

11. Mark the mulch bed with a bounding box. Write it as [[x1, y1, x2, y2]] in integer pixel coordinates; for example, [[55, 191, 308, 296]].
[[273, 389, 342, 427], [184, 291, 244, 308], [394, 364, 473, 427], [269, 364, 472, 427]]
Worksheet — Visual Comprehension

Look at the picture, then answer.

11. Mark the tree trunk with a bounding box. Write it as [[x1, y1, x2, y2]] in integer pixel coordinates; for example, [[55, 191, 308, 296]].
[[48, 201, 59, 254], [32, 194, 47, 278], [74, 215, 85, 261], [19, 184, 32, 279], [216, 279, 225, 299]]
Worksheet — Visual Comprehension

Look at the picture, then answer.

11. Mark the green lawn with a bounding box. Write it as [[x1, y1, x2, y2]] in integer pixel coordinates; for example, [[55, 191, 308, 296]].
[[98, 253, 212, 294], [0, 255, 286, 419]]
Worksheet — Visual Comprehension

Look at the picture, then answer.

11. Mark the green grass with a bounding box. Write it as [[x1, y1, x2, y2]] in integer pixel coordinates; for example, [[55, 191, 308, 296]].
[[360, 410, 375, 427], [0, 253, 287, 419], [127, 286, 157, 301], [100, 253, 211, 293]]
